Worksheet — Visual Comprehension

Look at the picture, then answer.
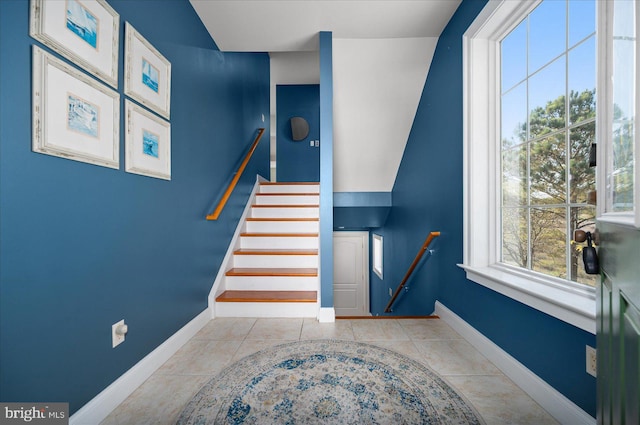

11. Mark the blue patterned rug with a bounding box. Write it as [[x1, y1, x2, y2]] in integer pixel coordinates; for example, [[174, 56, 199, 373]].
[[176, 339, 485, 424]]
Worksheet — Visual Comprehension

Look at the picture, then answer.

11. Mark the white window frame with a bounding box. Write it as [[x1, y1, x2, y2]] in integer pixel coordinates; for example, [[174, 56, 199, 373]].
[[596, 0, 640, 229], [461, 0, 596, 334], [372, 233, 383, 279]]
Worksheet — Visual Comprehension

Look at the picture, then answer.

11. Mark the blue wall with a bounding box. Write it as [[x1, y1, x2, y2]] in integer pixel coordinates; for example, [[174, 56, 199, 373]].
[[0, 0, 269, 413], [333, 192, 391, 230], [377, 0, 596, 416], [319, 32, 334, 309], [276, 85, 320, 182]]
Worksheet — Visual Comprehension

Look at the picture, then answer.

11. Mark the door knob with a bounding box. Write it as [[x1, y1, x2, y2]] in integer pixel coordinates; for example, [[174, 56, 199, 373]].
[[574, 230, 600, 275], [574, 229, 600, 245]]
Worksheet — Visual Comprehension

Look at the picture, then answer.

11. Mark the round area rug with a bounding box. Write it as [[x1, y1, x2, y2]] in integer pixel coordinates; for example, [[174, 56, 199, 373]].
[[176, 339, 485, 425]]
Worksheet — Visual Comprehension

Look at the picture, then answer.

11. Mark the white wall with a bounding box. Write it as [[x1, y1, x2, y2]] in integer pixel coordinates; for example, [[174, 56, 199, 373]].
[[333, 38, 437, 192], [269, 38, 437, 190]]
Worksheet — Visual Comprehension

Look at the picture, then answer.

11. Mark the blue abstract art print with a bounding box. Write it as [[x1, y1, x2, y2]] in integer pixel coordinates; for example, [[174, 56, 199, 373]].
[[67, 94, 99, 138], [66, 0, 98, 49], [142, 130, 159, 158], [142, 59, 159, 93]]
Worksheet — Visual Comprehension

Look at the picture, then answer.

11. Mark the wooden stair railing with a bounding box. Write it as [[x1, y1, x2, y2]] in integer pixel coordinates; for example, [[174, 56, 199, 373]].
[[206, 128, 265, 220], [384, 231, 440, 313]]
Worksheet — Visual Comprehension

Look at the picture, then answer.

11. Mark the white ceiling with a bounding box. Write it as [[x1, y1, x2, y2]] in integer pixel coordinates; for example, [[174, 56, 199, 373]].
[[189, 0, 461, 52]]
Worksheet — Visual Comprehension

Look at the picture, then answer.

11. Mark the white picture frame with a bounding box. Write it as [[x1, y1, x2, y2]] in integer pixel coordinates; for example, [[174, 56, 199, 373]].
[[30, 0, 120, 88], [125, 99, 171, 180], [124, 23, 171, 119], [32, 46, 120, 169]]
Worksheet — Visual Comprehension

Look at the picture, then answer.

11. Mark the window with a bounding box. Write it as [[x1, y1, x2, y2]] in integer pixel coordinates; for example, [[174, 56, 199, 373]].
[[597, 0, 640, 228], [372, 233, 383, 279], [500, 0, 597, 287], [462, 0, 596, 333]]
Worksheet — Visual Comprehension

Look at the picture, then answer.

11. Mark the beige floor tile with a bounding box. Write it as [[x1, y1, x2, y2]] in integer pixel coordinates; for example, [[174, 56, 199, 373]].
[[156, 339, 241, 375], [192, 318, 256, 340], [447, 375, 559, 425], [300, 318, 355, 340], [350, 319, 411, 341], [100, 374, 211, 425], [413, 339, 502, 376], [245, 318, 303, 340], [103, 318, 561, 425], [398, 318, 463, 340], [361, 340, 425, 363], [231, 338, 296, 362]]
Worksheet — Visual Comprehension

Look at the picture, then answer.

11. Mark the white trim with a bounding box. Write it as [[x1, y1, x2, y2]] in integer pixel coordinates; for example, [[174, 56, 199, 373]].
[[435, 301, 596, 425], [596, 0, 640, 229], [460, 264, 595, 334], [317, 307, 336, 323], [69, 308, 211, 425], [209, 175, 266, 317], [462, 0, 597, 332]]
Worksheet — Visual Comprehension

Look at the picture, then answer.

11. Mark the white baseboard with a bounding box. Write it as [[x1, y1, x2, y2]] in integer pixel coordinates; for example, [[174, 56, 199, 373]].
[[434, 301, 595, 425], [317, 307, 335, 323], [69, 308, 211, 425]]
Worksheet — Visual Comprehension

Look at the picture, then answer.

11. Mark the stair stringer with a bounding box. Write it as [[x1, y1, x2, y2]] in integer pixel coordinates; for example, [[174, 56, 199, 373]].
[[208, 174, 268, 318]]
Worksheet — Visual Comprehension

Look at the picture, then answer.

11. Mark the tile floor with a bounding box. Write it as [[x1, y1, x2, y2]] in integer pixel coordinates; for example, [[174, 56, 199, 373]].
[[101, 318, 558, 425]]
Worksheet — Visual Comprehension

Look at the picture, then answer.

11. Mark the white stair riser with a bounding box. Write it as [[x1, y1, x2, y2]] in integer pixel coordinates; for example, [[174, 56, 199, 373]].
[[225, 275, 318, 291], [259, 185, 319, 194], [255, 195, 319, 205], [215, 301, 318, 318], [233, 254, 318, 268], [251, 207, 319, 218], [240, 236, 318, 250], [245, 220, 319, 233]]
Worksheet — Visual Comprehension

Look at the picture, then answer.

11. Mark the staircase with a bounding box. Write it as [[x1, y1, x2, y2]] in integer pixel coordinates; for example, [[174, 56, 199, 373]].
[[214, 182, 320, 317]]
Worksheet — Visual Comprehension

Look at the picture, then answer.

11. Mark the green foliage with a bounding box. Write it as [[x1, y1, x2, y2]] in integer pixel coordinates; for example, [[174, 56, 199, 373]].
[[502, 89, 596, 285]]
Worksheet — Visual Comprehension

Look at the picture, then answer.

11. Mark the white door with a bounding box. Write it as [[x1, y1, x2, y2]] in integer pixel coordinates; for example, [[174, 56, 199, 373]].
[[333, 232, 369, 316]]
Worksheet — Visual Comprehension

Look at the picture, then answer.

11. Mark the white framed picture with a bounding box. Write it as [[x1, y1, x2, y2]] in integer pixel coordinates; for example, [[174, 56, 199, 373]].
[[124, 23, 171, 119], [30, 0, 120, 88], [32, 46, 120, 169], [125, 99, 171, 180]]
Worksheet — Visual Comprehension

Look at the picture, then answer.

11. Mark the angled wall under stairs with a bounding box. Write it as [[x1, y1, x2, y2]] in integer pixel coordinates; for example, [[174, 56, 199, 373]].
[[213, 181, 320, 317]]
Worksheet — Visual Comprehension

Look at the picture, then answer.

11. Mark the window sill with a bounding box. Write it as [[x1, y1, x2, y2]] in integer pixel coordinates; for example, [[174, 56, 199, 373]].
[[458, 264, 596, 334]]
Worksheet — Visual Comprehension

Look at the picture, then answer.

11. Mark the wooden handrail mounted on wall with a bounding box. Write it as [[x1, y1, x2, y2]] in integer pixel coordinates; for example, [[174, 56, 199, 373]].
[[384, 231, 440, 313], [206, 128, 265, 221]]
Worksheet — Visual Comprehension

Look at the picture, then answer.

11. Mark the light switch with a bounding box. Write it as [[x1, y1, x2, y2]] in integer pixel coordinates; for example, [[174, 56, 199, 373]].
[[310, 140, 314, 146]]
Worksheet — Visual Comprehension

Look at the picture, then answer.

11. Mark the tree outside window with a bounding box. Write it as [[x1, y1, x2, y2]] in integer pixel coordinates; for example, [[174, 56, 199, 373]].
[[500, 0, 596, 286]]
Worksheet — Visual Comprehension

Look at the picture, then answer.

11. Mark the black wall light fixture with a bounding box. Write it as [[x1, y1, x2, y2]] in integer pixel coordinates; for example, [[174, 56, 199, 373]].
[[290, 116, 309, 141]]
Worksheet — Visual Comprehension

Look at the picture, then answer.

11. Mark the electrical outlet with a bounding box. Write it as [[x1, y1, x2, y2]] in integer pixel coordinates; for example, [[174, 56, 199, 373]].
[[112, 319, 128, 348], [586, 345, 597, 377]]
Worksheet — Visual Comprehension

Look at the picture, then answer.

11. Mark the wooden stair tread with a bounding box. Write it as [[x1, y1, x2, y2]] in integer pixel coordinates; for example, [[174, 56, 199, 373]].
[[226, 267, 318, 276], [234, 249, 318, 255], [246, 218, 319, 222], [216, 290, 317, 302], [241, 232, 318, 237], [218, 181, 321, 312]]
